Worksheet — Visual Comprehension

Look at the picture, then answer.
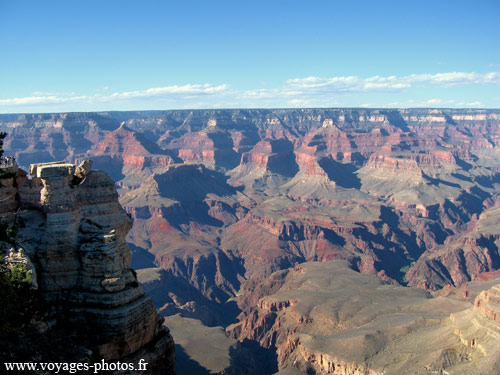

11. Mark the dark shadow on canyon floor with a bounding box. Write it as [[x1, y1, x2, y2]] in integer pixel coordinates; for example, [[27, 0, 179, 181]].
[[226, 339, 279, 375], [174, 344, 212, 375]]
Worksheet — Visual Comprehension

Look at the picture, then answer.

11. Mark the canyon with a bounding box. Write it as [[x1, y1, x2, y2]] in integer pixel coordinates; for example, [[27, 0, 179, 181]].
[[1, 108, 499, 374]]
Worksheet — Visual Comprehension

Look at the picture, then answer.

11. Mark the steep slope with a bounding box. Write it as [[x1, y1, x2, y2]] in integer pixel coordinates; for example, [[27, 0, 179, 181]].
[[407, 197, 500, 290], [228, 261, 500, 375], [0, 159, 175, 374], [79, 123, 179, 185], [3, 109, 498, 302], [2, 107, 500, 373], [1, 112, 119, 168], [121, 164, 249, 325]]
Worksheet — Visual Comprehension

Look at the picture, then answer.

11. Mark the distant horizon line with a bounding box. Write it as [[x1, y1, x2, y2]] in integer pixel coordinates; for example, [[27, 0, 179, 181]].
[[1, 107, 499, 116]]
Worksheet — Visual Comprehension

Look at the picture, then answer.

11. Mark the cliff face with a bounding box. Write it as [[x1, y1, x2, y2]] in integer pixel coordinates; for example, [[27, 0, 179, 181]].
[[3, 109, 498, 317], [0, 160, 174, 374], [2, 108, 500, 373], [228, 261, 500, 375]]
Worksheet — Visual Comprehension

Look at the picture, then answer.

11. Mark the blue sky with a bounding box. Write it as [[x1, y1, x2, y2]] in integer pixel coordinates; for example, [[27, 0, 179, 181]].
[[0, 0, 498, 113]]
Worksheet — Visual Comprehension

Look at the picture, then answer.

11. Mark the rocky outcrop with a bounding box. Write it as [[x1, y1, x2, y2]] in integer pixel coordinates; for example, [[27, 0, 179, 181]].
[[2, 108, 500, 304], [406, 235, 500, 290], [2, 108, 500, 373], [172, 131, 216, 166], [474, 285, 500, 322], [229, 261, 500, 375], [0, 113, 119, 168], [294, 148, 328, 178], [406, 199, 500, 290], [0, 160, 175, 374], [80, 124, 177, 185], [240, 140, 273, 169], [449, 283, 500, 373]]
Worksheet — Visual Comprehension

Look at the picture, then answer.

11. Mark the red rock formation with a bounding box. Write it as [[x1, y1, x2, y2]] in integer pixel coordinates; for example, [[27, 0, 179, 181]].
[[406, 234, 500, 290], [240, 140, 272, 169], [174, 132, 216, 165], [88, 123, 175, 169], [474, 285, 500, 322], [294, 148, 328, 178], [2, 108, 500, 301]]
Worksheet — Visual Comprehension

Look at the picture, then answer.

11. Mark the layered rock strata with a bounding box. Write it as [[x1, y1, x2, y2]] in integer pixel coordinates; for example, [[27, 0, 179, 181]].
[[2, 108, 500, 323], [228, 261, 500, 375], [1, 160, 174, 374]]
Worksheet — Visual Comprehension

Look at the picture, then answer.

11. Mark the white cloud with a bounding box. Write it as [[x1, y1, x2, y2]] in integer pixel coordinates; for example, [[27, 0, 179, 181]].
[[285, 71, 500, 94], [0, 71, 497, 111], [110, 83, 229, 99], [0, 95, 87, 106], [385, 99, 485, 108], [426, 99, 442, 105], [0, 83, 230, 109], [462, 101, 484, 108], [406, 72, 500, 86]]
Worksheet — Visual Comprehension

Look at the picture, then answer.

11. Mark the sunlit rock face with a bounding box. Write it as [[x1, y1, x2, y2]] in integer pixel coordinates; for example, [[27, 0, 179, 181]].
[[4, 109, 500, 311], [2, 108, 500, 373], [228, 261, 500, 375], [3, 160, 175, 374]]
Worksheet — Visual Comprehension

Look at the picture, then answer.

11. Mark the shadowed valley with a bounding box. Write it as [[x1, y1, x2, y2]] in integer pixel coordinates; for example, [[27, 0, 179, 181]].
[[2, 108, 500, 374]]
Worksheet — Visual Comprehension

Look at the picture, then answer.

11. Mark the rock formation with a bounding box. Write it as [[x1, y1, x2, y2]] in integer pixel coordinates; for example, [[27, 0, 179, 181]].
[[0, 159, 175, 374], [3, 109, 498, 304], [1, 108, 500, 373], [228, 261, 500, 374]]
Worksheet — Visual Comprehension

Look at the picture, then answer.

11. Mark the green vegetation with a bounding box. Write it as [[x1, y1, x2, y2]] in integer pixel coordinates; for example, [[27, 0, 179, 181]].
[[0, 260, 36, 341], [0, 213, 36, 360], [400, 262, 415, 275], [0, 132, 41, 363], [399, 262, 416, 283], [9, 263, 32, 287], [0, 220, 17, 244]]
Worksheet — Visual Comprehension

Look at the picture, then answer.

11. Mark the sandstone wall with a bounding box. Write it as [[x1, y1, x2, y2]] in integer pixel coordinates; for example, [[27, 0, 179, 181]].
[[1, 160, 174, 374]]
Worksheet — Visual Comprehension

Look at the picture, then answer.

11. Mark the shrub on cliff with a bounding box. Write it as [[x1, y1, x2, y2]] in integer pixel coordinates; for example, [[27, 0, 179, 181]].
[[0, 221, 17, 244], [0, 213, 38, 361], [0, 259, 36, 357]]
